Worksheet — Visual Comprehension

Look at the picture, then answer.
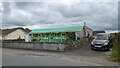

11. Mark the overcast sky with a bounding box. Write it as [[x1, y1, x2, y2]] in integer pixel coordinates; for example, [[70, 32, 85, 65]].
[[0, 0, 119, 30]]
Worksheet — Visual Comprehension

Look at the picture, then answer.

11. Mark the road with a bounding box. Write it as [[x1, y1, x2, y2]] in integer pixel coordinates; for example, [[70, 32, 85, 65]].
[[2, 45, 118, 66], [2, 53, 101, 66]]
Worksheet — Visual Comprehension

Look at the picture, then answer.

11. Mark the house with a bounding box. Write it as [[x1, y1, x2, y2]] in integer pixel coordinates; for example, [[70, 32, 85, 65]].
[[2, 27, 31, 40], [30, 23, 93, 43], [105, 30, 120, 34], [93, 30, 105, 36], [93, 30, 120, 35], [25, 33, 31, 42]]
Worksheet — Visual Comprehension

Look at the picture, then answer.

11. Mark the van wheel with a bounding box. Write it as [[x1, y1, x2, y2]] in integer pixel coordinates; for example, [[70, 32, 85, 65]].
[[106, 46, 110, 51], [110, 44, 113, 48], [91, 47, 94, 50]]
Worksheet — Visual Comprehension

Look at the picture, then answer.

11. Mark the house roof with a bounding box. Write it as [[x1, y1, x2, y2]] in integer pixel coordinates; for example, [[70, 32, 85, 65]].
[[2, 27, 31, 36], [31, 25, 83, 33]]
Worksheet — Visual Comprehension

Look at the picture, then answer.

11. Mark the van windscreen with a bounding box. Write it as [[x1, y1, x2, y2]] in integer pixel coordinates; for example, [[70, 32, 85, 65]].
[[95, 35, 108, 40]]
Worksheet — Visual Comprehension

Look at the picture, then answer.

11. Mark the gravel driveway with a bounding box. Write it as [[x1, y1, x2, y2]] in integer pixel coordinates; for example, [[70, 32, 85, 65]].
[[63, 45, 107, 58], [59, 45, 118, 66]]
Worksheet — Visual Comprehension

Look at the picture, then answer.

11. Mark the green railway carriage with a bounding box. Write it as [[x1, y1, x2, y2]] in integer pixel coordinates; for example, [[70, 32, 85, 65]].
[[30, 25, 92, 43]]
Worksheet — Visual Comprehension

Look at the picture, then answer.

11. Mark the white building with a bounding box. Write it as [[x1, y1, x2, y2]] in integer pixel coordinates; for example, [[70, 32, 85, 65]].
[[105, 30, 120, 34], [25, 33, 31, 42], [2, 28, 31, 40]]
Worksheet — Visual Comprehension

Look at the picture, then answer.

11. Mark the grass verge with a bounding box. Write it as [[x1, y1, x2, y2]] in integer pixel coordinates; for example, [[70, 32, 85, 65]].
[[110, 43, 120, 62]]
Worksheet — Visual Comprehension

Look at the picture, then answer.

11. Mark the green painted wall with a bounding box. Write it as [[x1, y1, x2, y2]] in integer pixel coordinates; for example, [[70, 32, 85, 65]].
[[31, 32, 77, 43]]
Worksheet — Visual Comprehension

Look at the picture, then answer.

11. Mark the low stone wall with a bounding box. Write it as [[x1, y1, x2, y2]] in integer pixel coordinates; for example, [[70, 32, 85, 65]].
[[0, 40, 2, 48], [2, 41, 69, 51]]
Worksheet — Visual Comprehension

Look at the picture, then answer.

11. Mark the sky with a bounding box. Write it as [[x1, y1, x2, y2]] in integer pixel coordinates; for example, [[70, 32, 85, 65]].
[[0, 0, 119, 30]]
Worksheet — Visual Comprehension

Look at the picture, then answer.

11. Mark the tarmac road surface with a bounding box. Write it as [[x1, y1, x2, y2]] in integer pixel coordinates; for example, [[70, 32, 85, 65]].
[[2, 53, 102, 66]]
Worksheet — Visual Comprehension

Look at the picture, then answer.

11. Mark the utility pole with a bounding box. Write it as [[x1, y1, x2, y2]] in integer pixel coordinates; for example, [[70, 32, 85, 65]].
[[84, 22, 86, 37], [84, 22, 86, 26]]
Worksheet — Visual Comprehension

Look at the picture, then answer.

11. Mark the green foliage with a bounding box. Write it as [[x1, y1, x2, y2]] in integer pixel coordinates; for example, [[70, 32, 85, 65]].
[[110, 32, 120, 62], [111, 43, 120, 62], [66, 32, 75, 42]]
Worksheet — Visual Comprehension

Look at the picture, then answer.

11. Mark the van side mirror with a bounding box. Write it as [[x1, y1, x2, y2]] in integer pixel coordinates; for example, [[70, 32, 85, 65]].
[[109, 37, 112, 40]]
